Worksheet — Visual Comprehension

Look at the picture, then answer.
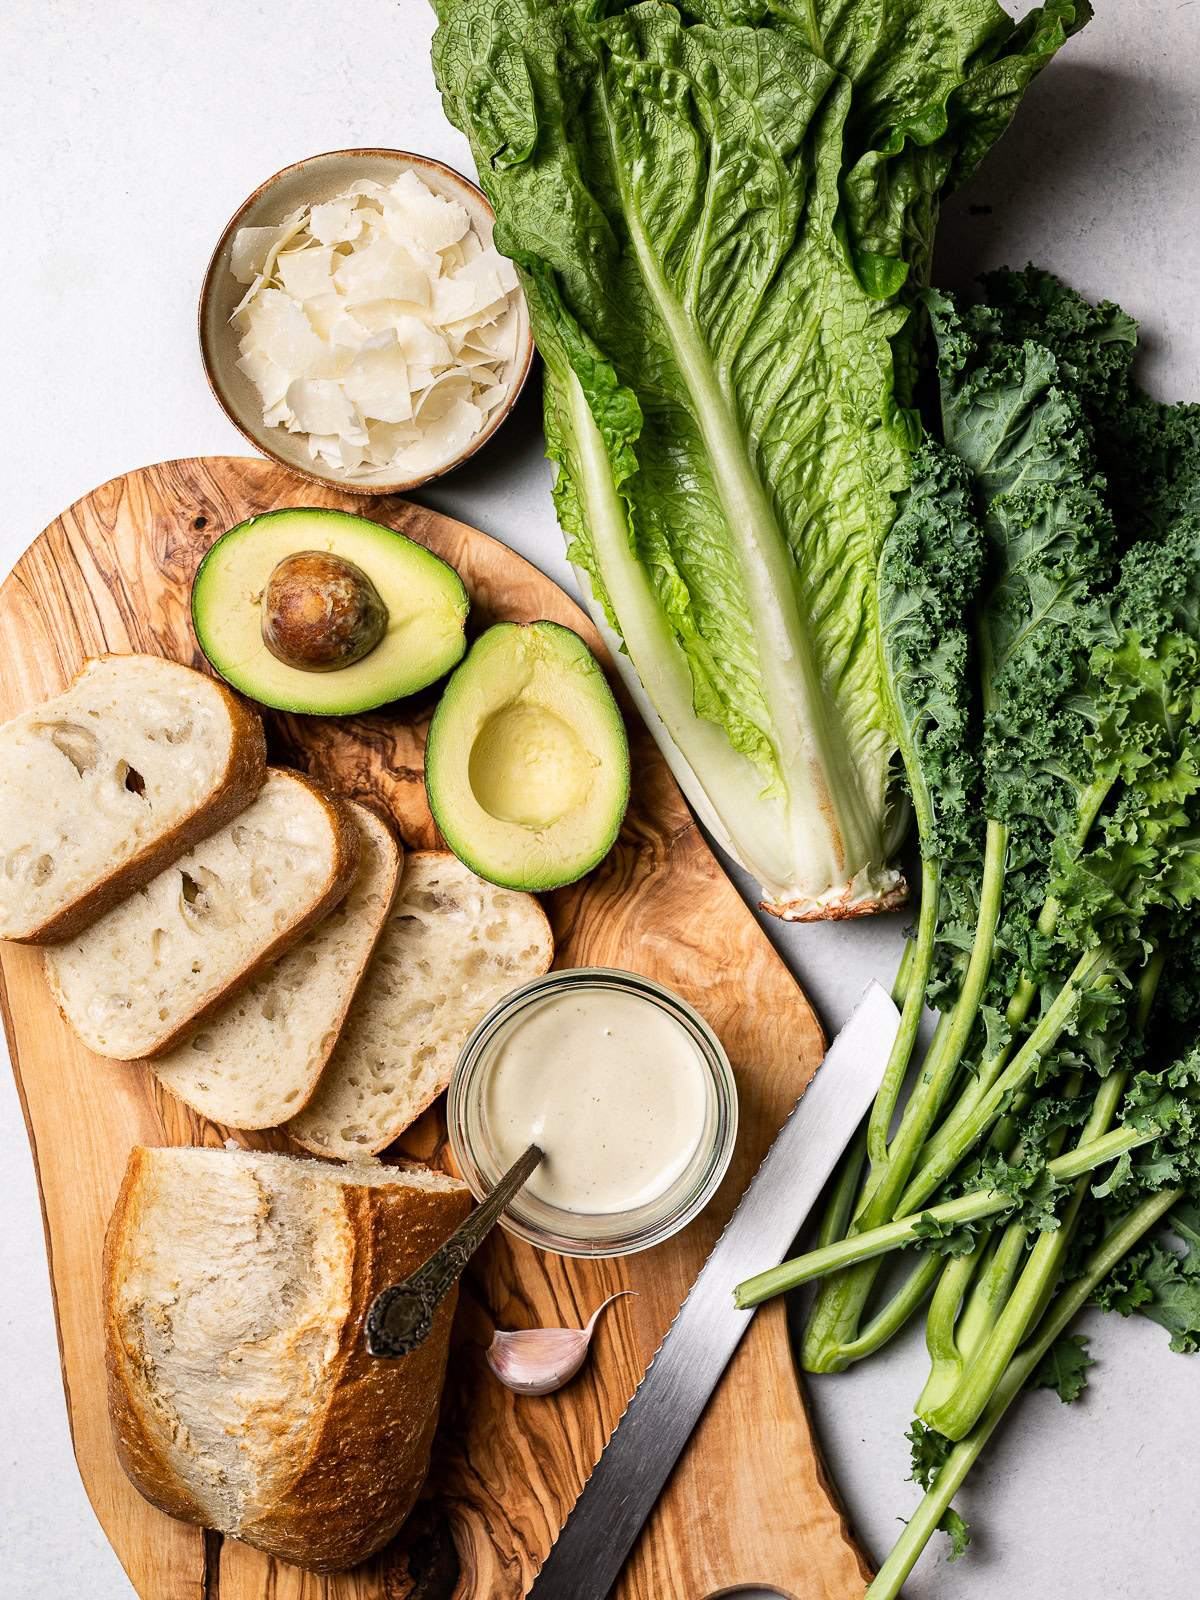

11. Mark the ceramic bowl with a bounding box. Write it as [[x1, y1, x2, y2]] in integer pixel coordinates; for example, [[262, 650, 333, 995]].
[[198, 148, 535, 496]]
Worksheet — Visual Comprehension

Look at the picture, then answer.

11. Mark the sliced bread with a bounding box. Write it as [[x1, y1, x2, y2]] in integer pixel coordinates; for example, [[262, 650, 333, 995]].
[[287, 851, 553, 1158], [150, 802, 401, 1128], [104, 1145, 471, 1573], [44, 768, 359, 1060], [0, 654, 266, 943]]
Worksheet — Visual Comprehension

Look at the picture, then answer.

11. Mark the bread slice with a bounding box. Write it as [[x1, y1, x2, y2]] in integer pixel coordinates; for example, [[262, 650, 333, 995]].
[[287, 851, 553, 1158], [104, 1145, 471, 1573], [0, 654, 266, 943], [150, 802, 401, 1128], [44, 768, 359, 1060]]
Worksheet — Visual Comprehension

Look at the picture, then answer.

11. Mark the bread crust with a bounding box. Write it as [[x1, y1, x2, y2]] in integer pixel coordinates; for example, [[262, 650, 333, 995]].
[[236, 1172, 470, 1570], [136, 770, 363, 1058], [151, 801, 403, 1126], [11, 655, 268, 945], [104, 1147, 472, 1572], [287, 850, 555, 1158], [44, 768, 362, 1060], [103, 1150, 208, 1527]]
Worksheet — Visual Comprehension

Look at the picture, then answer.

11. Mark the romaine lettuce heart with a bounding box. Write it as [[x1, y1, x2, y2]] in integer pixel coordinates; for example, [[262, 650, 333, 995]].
[[432, 0, 1088, 917]]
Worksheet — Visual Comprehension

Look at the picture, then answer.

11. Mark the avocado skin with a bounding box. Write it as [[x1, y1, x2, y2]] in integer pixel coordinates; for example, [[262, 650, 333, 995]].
[[425, 620, 629, 892], [191, 508, 468, 716]]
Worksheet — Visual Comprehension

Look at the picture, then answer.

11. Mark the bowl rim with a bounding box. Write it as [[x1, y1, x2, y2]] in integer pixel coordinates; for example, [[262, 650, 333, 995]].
[[197, 146, 536, 497], [447, 966, 740, 1259]]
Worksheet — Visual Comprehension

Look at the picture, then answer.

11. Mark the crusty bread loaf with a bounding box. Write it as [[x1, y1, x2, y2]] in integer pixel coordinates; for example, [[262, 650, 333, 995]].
[[104, 1145, 471, 1573], [0, 654, 266, 943], [44, 768, 359, 1060], [150, 803, 401, 1128], [288, 851, 553, 1158]]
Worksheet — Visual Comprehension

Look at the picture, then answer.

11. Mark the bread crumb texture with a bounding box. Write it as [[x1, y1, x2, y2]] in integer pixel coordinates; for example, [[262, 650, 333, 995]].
[[151, 803, 400, 1127], [0, 656, 260, 940], [44, 769, 354, 1058], [288, 851, 553, 1157], [105, 1146, 470, 1570]]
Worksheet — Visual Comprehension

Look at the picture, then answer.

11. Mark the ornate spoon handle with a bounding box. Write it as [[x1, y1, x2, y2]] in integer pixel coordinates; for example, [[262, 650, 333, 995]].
[[365, 1143, 544, 1358]]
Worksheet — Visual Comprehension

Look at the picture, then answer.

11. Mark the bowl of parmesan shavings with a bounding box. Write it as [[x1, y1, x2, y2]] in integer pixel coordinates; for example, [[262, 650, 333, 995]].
[[199, 149, 534, 494]]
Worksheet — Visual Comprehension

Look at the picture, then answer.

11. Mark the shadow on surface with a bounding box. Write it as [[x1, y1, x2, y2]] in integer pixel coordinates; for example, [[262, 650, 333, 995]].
[[936, 60, 1196, 395]]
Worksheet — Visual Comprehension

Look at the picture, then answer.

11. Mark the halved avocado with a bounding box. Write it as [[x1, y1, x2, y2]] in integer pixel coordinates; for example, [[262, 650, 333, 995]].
[[425, 621, 629, 891], [191, 508, 468, 715]]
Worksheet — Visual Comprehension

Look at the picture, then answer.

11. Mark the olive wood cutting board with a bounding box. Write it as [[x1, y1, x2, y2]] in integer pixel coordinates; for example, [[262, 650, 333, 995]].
[[0, 457, 873, 1600]]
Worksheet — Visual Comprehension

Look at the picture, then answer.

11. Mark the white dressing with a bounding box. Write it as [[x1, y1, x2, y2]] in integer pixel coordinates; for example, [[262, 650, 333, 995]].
[[482, 989, 709, 1215]]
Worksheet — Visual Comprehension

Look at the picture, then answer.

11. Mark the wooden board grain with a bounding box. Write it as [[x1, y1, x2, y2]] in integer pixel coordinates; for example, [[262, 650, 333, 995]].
[[0, 458, 872, 1600]]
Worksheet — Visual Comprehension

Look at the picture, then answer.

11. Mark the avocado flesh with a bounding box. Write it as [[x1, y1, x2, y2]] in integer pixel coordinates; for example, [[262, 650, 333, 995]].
[[192, 508, 468, 714], [426, 621, 629, 891]]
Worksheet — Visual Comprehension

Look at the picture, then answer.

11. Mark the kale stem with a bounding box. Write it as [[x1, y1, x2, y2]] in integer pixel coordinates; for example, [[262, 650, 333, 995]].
[[920, 949, 1162, 1436], [814, 1122, 870, 1250], [917, 778, 1112, 1166], [864, 1186, 1182, 1600], [954, 1224, 1028, 1363], [801, 778, 1123, 1373], [876, 820, 1008, 1196], [916, 1244, 988, 1414], [799, 1254, 886, 1371], [920, 1073, 1102, 1438], [897, 943, 1115, 1214], [891, 934, 917, 1008], [734, 1122, 1152, 1308], [942, 1104, 1064, 1389], [815, 1254, 945, 1368], [870, 857, 941, 1165], [802, 1006, 951, 1369], [802, 825, 1008, 1371], [919, 1078, 1075, 1414]]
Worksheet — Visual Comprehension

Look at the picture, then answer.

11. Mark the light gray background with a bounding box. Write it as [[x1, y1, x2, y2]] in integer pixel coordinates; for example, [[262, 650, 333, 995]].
[[2, 2, 1196, 1596]]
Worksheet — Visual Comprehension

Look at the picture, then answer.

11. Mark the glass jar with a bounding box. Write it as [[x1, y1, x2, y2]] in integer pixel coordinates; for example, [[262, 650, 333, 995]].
[[447, 967, 738, 1258]]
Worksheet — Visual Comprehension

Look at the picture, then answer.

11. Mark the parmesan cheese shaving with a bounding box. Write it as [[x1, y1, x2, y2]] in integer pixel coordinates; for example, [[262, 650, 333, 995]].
[[230, 169, 522, 479]]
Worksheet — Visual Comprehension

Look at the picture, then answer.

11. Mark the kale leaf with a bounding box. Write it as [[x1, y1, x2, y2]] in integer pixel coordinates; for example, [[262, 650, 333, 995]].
[[1024, 1332, 1095, 1401], [905, 1420, 972, 1560], [1096, 1199, 1200, 1352]]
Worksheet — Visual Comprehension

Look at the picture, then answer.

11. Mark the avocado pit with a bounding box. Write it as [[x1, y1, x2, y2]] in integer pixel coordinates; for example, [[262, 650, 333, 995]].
[[261, 550, 388, 673]]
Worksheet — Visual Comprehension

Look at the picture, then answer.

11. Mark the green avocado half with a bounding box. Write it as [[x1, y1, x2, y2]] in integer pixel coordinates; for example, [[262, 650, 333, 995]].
[[425, 621, 630, 891], [191, 507, 469, 715]]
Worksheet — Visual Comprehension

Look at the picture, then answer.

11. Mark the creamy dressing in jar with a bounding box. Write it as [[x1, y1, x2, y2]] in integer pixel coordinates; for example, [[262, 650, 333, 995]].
[[482, 988, 710, 1214]]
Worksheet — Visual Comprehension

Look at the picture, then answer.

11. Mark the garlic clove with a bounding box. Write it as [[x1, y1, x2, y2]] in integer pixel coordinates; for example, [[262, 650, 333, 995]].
[[487, 1291, 638, 1396]]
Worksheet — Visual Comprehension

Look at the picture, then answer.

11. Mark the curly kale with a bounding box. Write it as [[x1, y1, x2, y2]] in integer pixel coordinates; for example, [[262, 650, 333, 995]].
[[974, 266, 1137, 419], [976, 264, 1200, 541], [879, 441, 984, 864], [777, 265, 1200, 1592], [905, 1421, 971, 1561], [1023, 1331, 1095, 1401], [1095, 1201, 1200, 1352], [927, 284, 1117, 856]]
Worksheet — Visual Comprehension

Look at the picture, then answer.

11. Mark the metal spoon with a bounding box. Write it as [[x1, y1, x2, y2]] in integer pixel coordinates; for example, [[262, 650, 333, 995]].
[[365, 1142, 544, 1358]]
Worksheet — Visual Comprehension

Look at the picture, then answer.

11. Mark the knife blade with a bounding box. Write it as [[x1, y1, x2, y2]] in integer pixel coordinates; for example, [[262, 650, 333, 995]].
[[528, 979, 900, 1600]]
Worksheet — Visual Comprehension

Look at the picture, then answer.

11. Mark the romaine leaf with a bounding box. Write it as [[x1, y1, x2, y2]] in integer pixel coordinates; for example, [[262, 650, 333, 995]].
[[432, 0, 1087, 918]]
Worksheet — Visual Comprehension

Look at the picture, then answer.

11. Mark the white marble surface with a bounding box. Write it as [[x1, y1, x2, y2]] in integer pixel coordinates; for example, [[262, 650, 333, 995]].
[[2, 2, 1197, 1596]]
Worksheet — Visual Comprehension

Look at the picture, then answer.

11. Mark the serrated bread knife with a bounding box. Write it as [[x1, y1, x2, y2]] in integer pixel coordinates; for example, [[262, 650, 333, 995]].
[[528, 979, 900, 1600]]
